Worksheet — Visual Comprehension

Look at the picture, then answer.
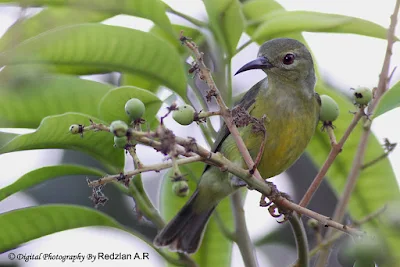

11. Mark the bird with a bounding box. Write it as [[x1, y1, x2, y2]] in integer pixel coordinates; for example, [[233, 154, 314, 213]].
[[154, 38, 321, 254]]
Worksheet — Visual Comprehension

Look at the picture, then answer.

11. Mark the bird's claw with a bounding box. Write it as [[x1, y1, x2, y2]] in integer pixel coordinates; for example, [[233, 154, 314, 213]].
[[259, 184, 293, 222]]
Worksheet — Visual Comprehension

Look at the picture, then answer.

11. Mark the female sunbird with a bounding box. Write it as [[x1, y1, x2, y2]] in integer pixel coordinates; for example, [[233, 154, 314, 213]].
[[154, 38, 321, 253]]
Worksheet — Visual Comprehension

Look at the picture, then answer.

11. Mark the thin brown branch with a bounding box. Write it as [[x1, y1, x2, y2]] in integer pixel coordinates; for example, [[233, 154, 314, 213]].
[[173, 136, 364, 236], [361, 139, 396, 169], [308, 205, 386, 259], [88, 156, 203, 187], [299, 109, 365, 208], [327, 127, 337, 146], [180, 31, 263, 181], [315, 1, 400, 265]]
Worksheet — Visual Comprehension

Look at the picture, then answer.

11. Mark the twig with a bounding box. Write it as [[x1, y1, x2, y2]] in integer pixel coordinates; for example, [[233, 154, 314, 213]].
[[369, 0, 400, 111], [88, 156, 203, 187], [290, 214, 309, 267], [361, 139, 396, 170], [128, 145, 144, 169], [231, 191, 258, 267], [315, 1, 400, 266], [174, 135, 364, 236], [361, 151, 390, 170], [326, 127, 337, 146], [308, 206, 387, 259], [299, 109, 365, 208], [128, 179, 198, 267], [180, 31, 264, 185], [194, 110, 222, 121], [82, 117, 363, 236]]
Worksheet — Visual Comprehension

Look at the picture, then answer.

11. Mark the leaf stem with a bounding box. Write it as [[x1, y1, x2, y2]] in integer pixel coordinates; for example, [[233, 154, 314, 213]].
[[214, 210, 236, 241], [226, 59, 233, 107], [231, 191, 258, 267], [235, 39, 253, 55], [289, 214, 309, 267], [167, 7, 208, 28]]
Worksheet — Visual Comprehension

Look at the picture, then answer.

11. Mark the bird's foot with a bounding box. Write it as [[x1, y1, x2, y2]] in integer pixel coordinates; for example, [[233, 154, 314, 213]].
[[259, 183, 293, 223]]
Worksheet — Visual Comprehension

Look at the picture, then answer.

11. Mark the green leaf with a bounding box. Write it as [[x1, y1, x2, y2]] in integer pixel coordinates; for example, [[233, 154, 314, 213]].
[[203, 0, 245, 56], [242, 0, 283, 22], [160, 162, 233, 267], [150, 24, 203, 55], [0, 205, 129, 253], [0, 66, 112, 128], [242, 0, 285, 35], [0, 7, 109, 52], [0, 112, 124, 172], [374, 82, 400, 118], [0, 24, 186, 95], [308, 84, 400, 263], [0, 131, 17, 146], [119, 24, 204, 94], [0, 0, 173, 34], [98, 86, 162, 125], [252, 11, 391, 41], [119, 73, 159, 93], [0, 165, 106, 202]]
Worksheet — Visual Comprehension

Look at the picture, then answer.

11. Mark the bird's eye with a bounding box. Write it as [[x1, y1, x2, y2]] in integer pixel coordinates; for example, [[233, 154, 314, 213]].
[[283, 53, 295, 65]]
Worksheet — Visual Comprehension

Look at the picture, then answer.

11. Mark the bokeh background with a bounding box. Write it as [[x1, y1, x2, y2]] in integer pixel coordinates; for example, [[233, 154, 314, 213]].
[[0, 0, 399, 266]]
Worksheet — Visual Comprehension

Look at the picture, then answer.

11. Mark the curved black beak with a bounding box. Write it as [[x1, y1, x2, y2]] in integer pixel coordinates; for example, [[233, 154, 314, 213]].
[[234, 56, 273, 75]]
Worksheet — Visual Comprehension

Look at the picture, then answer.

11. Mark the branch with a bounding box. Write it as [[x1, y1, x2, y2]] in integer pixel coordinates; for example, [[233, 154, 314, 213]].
[[315, 0, 400, 265], [173, 135, 364, 236], [299, 109, 365, 208], [88, 155, 203, 187], [83, 118, 363, 237], [180, 31, 264, 186], [308, 206, 386, 259]]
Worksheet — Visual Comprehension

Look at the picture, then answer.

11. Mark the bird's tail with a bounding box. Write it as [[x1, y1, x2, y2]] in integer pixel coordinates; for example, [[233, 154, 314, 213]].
[[153, 190, 215, 254]]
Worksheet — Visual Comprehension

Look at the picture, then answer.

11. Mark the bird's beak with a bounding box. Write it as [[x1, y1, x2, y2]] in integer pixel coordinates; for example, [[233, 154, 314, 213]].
[[235, 56, 273, 75]]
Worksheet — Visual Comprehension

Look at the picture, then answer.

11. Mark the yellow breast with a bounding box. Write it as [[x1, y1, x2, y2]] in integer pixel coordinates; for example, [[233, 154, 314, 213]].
[[220, 89, 319, 179]]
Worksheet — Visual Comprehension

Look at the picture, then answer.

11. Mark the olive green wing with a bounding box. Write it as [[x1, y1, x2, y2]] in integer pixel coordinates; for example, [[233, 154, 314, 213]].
[[210, 78, 266, 153], [201, 78, 267, 174]]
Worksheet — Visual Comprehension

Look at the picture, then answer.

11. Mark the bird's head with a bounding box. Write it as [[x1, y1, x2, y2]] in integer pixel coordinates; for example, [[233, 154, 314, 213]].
[[235, 38, 315, 88]]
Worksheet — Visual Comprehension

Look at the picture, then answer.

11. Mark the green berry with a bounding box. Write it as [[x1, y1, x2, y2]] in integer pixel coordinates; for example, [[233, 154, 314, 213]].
[[114, 136, 128, 149], [172, 181, 189, 197], [319, 95, 340, 122], [110, 120, 128, 137], [125, 98, 145, 120], [172, 104, 195, 125], [353, 87, 372, 106], [69, 124, 82, 134]]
